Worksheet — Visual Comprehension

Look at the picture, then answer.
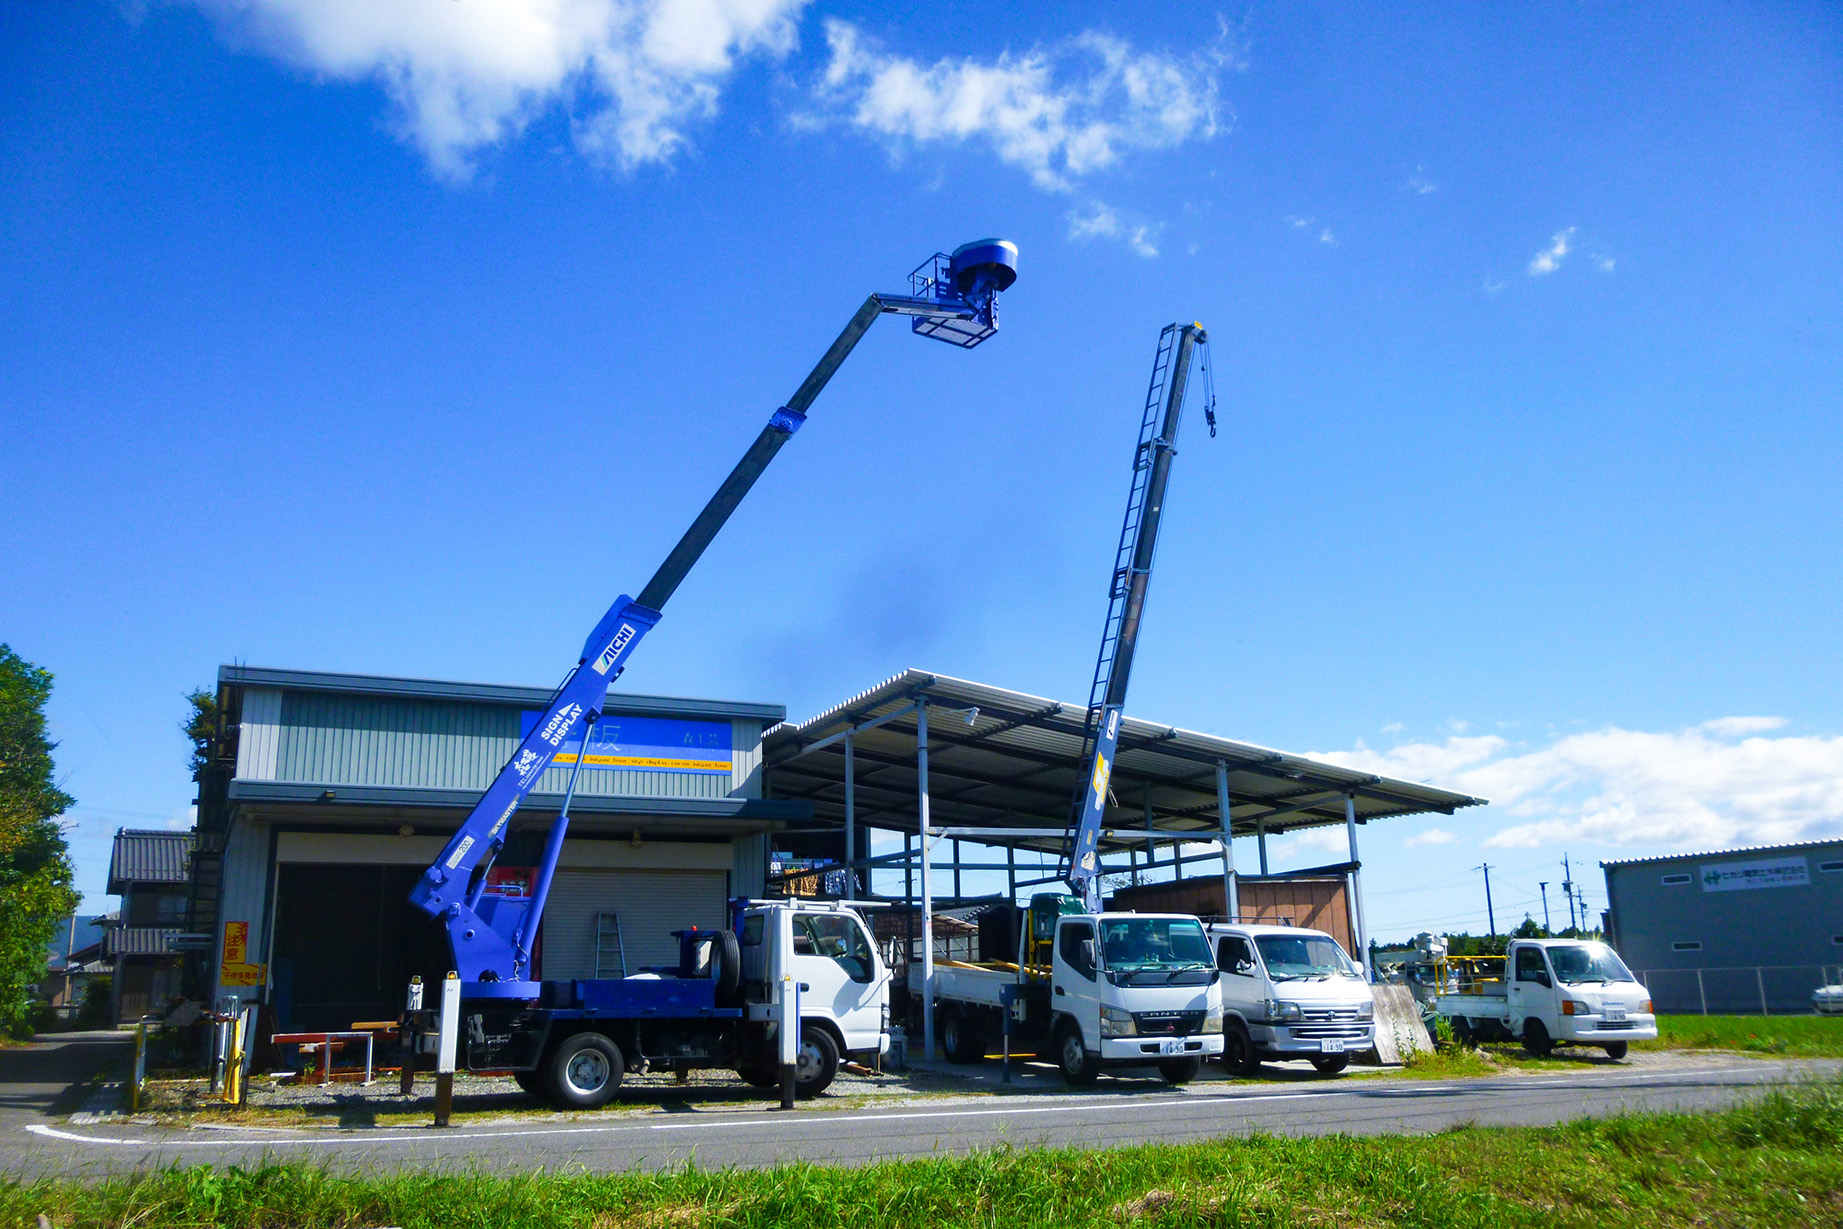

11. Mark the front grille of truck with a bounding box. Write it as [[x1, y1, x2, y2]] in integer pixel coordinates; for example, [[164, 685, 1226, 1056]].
[[1289, 1022, 1370, 1040], [1595, 1020, 1635, 1030], [1134, 1010, 1205, 1035]]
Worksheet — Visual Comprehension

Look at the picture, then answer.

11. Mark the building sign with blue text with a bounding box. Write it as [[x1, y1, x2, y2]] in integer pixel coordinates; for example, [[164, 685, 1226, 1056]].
[[1699, 856, 1809, 892], [518, 712, 732, 776]]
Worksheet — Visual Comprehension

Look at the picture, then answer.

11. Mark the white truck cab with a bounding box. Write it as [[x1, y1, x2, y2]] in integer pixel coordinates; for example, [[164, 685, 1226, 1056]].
[[928, 901, 1224, 1085], [1206, 922, 1375, 1076], [1436, 938, 1657, 1058]]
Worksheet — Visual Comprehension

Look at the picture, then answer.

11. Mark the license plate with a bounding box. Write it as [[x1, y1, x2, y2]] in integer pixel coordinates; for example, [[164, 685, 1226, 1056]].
[[1320, 1039, 1345, 1054], [1603, 1005, 1627, 1022], [1160, 1039, 1184, 1056]]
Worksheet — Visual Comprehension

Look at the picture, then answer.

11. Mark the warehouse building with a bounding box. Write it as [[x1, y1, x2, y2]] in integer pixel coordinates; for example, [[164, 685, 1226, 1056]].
[[1602, 839, 1843, 1014], [190, 665, 800, 1033]]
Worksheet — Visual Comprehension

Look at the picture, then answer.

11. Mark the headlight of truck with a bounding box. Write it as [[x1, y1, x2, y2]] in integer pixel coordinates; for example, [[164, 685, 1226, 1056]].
[[1356, 1002, 1374, 1022], [1100, 1005, 1137, 1038], [1561, 1000, 1592, 1016], [1262, 999, 1303, 1023], [1202, 1005, 1224, 1034], [1640, 1000, 1652, 1014]]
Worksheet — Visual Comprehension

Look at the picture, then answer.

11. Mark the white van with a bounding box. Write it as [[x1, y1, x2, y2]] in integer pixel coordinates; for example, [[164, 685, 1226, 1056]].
[[1205, 923, 1375, 1076]]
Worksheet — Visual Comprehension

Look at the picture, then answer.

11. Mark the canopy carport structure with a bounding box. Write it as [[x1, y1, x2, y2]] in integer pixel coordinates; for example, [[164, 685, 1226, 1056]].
[[762, 670, 1485, 1058]]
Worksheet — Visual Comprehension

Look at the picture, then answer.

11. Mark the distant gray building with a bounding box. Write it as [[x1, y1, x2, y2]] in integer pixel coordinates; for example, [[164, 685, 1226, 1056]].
[[1602, 839, 1843, 1014]]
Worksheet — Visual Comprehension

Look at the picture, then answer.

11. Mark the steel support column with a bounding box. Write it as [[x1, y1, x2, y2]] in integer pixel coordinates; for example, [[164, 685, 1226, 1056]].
[[843, 733, 855, 901], [1216, 760, 1238, 921], [1344, 794, 1369, 980], [1257, 817, 1269, 874], [917, 697, 935, 1064]]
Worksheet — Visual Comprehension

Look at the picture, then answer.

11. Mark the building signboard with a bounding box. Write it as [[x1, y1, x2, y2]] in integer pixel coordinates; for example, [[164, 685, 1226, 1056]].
[[1699, 856, 1810, 892], [519, 712, 732, 775], [220, 920, 266, 986]]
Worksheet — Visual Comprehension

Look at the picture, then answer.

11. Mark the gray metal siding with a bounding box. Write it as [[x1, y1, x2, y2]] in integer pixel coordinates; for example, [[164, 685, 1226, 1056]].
[[542, 869, 729, 977], [273, 692, 730, 800], [1606, 842, 1843, 1012]]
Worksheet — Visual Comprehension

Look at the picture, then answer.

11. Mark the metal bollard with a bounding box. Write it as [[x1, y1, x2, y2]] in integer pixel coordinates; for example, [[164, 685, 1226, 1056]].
[[1000, 984, 1015, 1085], [434, 971, 459, 1127]]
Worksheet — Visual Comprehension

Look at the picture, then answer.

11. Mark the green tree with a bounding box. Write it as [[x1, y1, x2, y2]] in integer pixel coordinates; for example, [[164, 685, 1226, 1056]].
[[0, 646, 80, 1039], [182, 688, 218, 776]]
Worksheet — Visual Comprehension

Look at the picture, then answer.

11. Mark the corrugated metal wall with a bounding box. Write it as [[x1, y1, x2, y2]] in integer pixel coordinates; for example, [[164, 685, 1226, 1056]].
[[271, 692, 734, 800]]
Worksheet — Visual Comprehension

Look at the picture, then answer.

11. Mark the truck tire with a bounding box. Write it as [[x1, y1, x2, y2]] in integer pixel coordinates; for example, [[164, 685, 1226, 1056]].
[[1521, 1019, 1553, 1058], [1451, 1017, 1475, 1047], [1309, 1055, 1349, 1076], [1054, 1020, 1099, 1086], [1602, 1041, 1629, 1060], [734, 1064, 778, 1088], [1219, 1022, 1261, 1078], [1158, 1056, 1202, 1084], [793, 1025, 839, 1099], [710, 929, 742, 1006], [942, 1009, 985, 1064], [547, 1032, 624, 1109]]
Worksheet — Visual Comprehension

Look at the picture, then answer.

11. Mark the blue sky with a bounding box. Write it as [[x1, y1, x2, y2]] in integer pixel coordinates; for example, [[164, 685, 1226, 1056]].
[[3, 1, 1839, 940]]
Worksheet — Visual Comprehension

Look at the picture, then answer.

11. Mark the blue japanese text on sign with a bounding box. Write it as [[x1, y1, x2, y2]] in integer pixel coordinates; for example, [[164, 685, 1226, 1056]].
[[519, 712, 732, 775]]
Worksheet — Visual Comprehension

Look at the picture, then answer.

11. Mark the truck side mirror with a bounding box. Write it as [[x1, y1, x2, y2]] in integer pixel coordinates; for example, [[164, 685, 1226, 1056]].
[[1080, 938, 1097, 970]]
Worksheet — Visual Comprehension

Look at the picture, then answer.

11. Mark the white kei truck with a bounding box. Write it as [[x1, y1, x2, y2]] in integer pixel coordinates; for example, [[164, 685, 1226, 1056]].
[[921, 894, 1225, 1085], [1434, 938, 1657, 1058], [1205, 923, 1376, 1075]]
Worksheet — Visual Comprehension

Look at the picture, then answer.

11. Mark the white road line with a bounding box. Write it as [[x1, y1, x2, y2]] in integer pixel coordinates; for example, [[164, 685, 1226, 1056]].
[[19, 1064, 1770, 1152]]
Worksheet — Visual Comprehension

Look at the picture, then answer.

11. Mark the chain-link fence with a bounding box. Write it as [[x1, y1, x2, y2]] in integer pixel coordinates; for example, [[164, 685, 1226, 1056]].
[[1632, 964, 1843, 1015]]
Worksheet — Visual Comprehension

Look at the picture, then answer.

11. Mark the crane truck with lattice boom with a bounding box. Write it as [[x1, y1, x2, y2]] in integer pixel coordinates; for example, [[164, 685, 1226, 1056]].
[[406, 242, 1017, 1106], [920, 325, 1225, 1085]]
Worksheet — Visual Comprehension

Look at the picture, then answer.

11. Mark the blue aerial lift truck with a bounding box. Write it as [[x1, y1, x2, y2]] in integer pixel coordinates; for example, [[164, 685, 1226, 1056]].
[[404, 242, 1018, 1108]]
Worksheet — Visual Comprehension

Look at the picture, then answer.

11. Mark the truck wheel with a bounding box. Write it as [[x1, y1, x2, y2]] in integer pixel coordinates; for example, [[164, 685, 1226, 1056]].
[[1451, 1017, 1475, 1048], [548, 1033, 623, 1109], [942, 1010, 985, 1064], [1158, 1056, 1202, 1084], [1521, 1019, 1553, 1058], [734, 1065, 778, 1088], [711, 929, 742, 1006], [1309, 1055, 1349, 1076], [1055, 1021, 1098, 1086], [1219, 1022, 1261, 1078], [793, 1026, 840, 1099], [1602, 1041, 1629, 1060]]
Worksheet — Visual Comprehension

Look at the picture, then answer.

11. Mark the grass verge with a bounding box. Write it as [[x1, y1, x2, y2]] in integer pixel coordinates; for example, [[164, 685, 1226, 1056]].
[[1639, 1013, 1843, 1058], [9, 1078, 1843, 1227]]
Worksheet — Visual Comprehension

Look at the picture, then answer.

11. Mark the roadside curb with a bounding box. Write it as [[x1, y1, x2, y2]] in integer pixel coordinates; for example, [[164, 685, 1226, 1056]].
[[68, 1067, 131, 1125]]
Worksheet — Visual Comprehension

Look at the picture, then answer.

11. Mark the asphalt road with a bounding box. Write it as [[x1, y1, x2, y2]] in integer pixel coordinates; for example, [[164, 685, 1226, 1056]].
[[12, 1057, 1833, 1180]]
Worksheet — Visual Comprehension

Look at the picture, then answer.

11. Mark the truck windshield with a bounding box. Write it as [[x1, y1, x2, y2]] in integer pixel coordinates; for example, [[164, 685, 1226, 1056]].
[[1546, 943, 1633, 985], [1254, 933, 1359, 981], [1099, 918, 1212, 971]]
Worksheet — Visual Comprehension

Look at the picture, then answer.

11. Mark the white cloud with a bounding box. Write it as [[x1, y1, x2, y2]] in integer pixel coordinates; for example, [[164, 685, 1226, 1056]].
[[1528, 227, 1576, 276], [814, 21, 1220, 192], [1317, 227, 1337, 246], [1313, 718, 1843, 854], [1067, 201, 1158, 257], [182, 0, 808, 177], [1405, 170, 1436, 195], [1596, 255, 1616, 273], [1404, 827, 1459, 848]]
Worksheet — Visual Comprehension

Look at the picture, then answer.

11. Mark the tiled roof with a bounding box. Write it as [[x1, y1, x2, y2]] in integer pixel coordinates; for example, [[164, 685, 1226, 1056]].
[[107, 829, 194, 892], [103, 926, 187, 957]]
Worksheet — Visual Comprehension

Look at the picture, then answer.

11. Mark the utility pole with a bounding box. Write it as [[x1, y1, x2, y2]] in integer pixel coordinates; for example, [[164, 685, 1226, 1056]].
[[1537, 882, 1551, 933], [1561, 854, 1578, 932], [1476, 863, 1498, 936]]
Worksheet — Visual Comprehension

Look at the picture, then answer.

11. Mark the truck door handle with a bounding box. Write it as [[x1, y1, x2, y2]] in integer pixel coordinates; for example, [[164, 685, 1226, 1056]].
[[799, 983, 811, 992]]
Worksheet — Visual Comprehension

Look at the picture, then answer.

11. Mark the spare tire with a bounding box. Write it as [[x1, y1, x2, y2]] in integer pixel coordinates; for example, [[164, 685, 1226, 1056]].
[[711, 928, 742, 1005]]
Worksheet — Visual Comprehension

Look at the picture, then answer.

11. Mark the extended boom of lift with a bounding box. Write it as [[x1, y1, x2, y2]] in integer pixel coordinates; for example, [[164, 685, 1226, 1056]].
[[410, 241, 1019, 992], [1063, 323, 1214, 911]]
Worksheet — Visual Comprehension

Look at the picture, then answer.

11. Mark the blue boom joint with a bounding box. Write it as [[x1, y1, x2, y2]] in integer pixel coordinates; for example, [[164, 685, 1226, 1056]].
[[409, 241, 1018, 990]]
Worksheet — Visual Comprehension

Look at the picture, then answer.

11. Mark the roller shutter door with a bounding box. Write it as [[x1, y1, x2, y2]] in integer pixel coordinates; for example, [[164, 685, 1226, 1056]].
[[541, 869, 728, 979]]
